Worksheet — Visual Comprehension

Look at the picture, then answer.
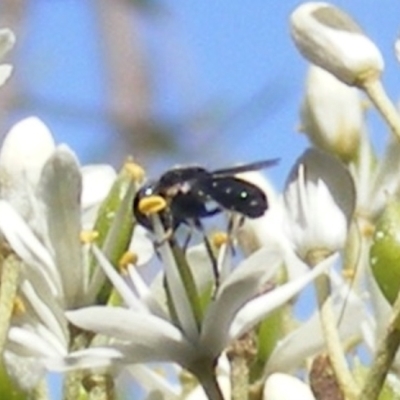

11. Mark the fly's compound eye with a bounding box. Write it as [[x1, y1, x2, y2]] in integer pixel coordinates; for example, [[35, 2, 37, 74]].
[[133, 183, 158, 230], [133, 182, 174, 232]]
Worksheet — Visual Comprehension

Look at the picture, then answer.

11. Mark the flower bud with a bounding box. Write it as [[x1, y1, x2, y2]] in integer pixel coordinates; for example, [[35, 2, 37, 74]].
[[290, 2, 384, 86], [284, 148, 355, 263], [0, 117, 56, 187], [370, 200, 400, 305], [301, 65, 363, 162], [263, 373, 316, 400]]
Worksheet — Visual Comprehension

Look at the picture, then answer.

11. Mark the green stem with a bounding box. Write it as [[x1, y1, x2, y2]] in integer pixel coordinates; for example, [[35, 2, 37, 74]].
[[358, 283, 400, 400], [198, 374, 224, 400], [314, 273, 360, 400]]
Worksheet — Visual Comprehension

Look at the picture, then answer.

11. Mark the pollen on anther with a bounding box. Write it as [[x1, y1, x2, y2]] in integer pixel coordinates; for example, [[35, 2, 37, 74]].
[[125, 161, 145, 183], [13, 296, 26, 316], [138, 195, 167, 215], [119, 251, 138, 272], [211, 231, 228, 249], [80, 230, 99, 244], [342, 268, 356, 280]]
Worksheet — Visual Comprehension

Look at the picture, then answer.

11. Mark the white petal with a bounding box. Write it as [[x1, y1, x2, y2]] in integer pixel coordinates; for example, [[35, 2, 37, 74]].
[[0, 29, 15, 59], [128, 225, 155, 266], [290, 2, 383, 85], [301, 65, 363, 160], [126, 263, 167, 318], [0, 117, 55, 187], [44, 347, 123, 372], [126, 365, 180, 399], [20, 278, 68, 349], [8, 327, 64, 358], [229, 253, 336, 340], [266, 268, 362, 374], [0, 201, 61, 294], [91, 246, 152, 313], [0, 64, 12, 86], [81, 165, 116, 209], [201, 248, 282, 357], [39, 146, 84, 307], [153, 217, 198, 342], [369, 139, 400, 217], [66, 307, 197, 366], [263, 373, 315, 400]]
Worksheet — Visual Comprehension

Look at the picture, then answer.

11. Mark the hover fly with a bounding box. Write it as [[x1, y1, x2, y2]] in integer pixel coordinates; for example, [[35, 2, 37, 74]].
[[133, 159, 278, 286], [133, 158, 278, 232]]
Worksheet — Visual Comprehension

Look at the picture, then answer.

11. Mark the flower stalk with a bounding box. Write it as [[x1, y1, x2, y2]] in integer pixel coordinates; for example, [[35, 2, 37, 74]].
[[359, 281, 400, 400], [361, 79, 400, 144]]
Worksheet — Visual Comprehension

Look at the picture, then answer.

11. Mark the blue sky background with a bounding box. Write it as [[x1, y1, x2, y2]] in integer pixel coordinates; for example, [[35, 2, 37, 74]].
[[7, 0, 400, 191], [1, 1, 399, 398]]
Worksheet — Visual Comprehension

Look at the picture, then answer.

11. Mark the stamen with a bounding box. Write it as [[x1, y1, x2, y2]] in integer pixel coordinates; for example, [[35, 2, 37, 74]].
[[12, 296, 26, 316], [211, 231, 229, 250], [342, 268, 356, 281], [119, 251, 138, 272], [138, 195, 167, 215], [80, 230, 99, 244], [124, 160, 145, 183]]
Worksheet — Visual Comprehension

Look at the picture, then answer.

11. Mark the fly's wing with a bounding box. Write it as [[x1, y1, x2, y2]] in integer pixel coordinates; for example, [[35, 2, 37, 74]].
[[212, 159, 279, 177], [169, 189, 221, 222], [196, 176, 268, 218], [157, 166, 209, 190]]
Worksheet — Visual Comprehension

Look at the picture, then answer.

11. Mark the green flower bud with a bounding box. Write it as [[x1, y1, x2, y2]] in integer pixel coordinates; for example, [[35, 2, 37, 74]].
[[370, 200, 400, 304]]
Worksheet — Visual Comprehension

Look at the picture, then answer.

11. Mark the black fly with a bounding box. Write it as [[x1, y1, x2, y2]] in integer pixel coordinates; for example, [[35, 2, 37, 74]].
[[133, 159, 278, 231], [133, 159, 278, 285]]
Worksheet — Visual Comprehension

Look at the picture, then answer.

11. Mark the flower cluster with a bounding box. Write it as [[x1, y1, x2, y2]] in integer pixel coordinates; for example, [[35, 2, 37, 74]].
[[0, 2, 400, 400]]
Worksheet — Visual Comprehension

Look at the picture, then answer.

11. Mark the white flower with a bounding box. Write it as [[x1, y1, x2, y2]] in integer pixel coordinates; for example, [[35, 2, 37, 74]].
[[0, 28, 15, 86], [0, 118, 56, 188], [265, 270, 365, 374], [0, 118, 120, 383], [263, 373, 316, 400], [356, 138, 400, 219], [125, 356, 230, 400], [234, 171, 284, 255], [59, 221, 335, 387], [283, 148, 355, 261], [290, 2, 384, 86], [301, 65, 364, 161]]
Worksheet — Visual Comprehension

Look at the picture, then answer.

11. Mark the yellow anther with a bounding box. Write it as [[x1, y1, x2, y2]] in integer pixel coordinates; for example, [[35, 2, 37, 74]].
[[119, 251, 138, 271], [362, 223, 375, 238], [342, 268, 356, 281], [211, 231, 229, 249], [80, 230, 99, 244], [138, 195, 167, 215], [13, 296, 26, 316], [124, 161, 145, 183]]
